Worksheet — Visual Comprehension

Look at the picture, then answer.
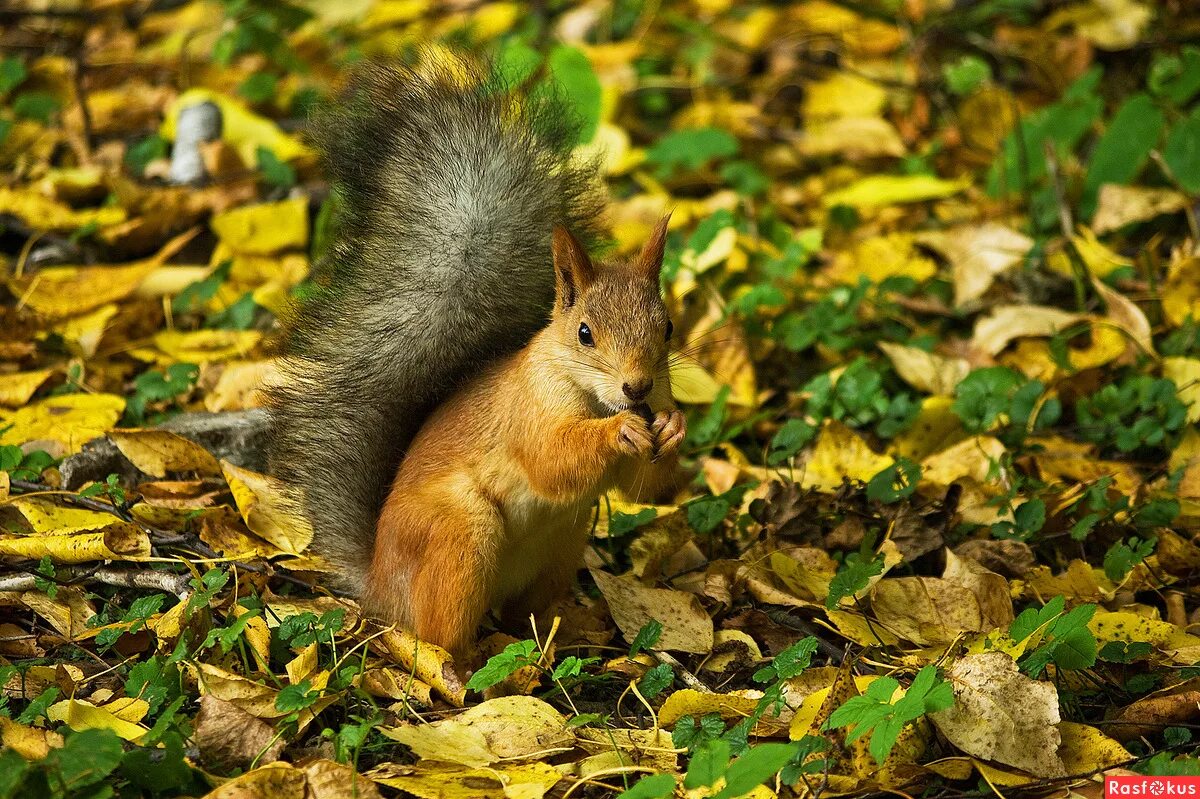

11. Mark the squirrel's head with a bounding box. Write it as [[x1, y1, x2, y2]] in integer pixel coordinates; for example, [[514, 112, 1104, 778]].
[[549, 217, 673, 414]]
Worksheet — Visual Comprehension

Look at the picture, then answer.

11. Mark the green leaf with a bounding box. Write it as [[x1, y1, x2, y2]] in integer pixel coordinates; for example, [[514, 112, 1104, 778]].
[[544, 45, 601, 144], [257, 145, 297, 188], [826, 550, 884, 609], [125, 134, 169, 176], [1082, 93, 1164, 219], [12, 91, 59, 123], [617, 773, 676, 799], [1164, 106, 1200, 193], [496, 39, 541, 87], [943, 55, 992, 95], [685, 739, 730, 789], [646, 127, 739, 178], [752, 637, 818, 683], [866, 458, 920, 503], [609, 508, 657, 538], [17, 686, 59, 725], [711, 742, 800, 799], [953, 367, 1023, 432], [629, 619, 663, 657], [0, 750, 30, 799], [826, 666, 952, 764], [174, 261, 232, 315], [465, 639, 539, 692], [686, 494, 731, 534], [47, 728, 124, 792], [0, 57, 27, 95], [639, 663, 674, 699], [1148, 46, 1200, 106], [275, 679, 319, 713], [238, 72, 278, 103]]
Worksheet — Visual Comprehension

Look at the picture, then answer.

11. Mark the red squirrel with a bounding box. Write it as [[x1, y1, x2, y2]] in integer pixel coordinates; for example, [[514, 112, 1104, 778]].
[[267, 54, 684, 657]]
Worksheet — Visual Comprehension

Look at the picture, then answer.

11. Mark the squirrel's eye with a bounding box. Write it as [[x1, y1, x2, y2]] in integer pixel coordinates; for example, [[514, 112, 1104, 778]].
[[665, 320, 674, 341], [578, 322, 595, 347]]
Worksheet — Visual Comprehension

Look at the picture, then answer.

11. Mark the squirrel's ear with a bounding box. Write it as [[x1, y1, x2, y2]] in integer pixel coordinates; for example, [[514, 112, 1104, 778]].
[[637, 214, 671, 281], [552, 225, 594, 310]]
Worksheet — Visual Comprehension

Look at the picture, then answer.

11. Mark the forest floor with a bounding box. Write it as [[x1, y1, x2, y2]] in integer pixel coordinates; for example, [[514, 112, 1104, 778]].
[[1, 1, 1199, 797]]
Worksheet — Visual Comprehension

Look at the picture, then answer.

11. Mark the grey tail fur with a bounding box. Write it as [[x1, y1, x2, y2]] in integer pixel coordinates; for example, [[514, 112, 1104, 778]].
[[265, 55, 606, 594]]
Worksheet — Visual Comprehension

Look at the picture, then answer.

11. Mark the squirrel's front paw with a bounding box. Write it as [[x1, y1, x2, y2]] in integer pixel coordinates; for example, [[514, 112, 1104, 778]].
[[651, 410, 686, 457], [613, 412, 655, 458]]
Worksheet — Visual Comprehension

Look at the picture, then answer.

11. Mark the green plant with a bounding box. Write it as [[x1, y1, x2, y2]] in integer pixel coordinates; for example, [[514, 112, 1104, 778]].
[[825, 665, 954, 764], [1009, 596, 1098, 676], [1075, 375, 1187, 455]]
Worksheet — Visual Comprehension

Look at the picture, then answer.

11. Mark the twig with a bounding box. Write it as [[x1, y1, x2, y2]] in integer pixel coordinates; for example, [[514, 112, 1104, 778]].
[[652, 650, 711, 692], [0, 565, 193, 599]]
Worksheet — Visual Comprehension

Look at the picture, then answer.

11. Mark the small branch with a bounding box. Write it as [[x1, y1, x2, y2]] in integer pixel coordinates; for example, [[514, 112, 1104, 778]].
[[652, 650, 711, 692], [0, 566, 193, 600]]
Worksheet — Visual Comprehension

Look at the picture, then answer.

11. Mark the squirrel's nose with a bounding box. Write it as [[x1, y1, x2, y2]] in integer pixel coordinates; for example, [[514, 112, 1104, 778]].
[[623, 380, 653, 402]]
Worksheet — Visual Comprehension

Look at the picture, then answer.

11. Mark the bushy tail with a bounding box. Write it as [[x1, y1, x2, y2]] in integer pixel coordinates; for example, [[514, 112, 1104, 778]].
[[266, 54, 606, 593]]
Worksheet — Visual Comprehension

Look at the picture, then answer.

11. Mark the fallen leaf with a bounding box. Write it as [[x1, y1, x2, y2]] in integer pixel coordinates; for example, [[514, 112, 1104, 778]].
[[918, 224, 1034, 307], [109, 429, 222, 477], [931, 652, 1065, 777], [1092, 184, 1189, 234], [823, 174, 970, 210], [0, 393, 125, 456], [380, 696, 573, 766], [221, 460, 314, 555], [590, 568, 714, 653], [879, 343, 970, 395]]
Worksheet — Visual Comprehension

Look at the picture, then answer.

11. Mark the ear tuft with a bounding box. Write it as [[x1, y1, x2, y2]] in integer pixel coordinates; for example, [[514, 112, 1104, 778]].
[[638, 213, 672, 280], [552, 225, 594, 310]]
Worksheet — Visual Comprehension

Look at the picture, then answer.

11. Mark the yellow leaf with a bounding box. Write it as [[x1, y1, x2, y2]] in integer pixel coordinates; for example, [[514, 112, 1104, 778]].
[[153, 329, 262, 364], [823, 174, 970, 210], [918, 223, 1034, 307], [590, 569, 714, 653], [971, 304, 1084, 357], [800, 420, 893, 492], [380, 696, 572, 767], [7, 229, 197, 320], [1163, 248, 1200, 327], [12, 497, 116, 534], [1046, 0, 1151, 49], [890, 396, 968, 462], [1057, 722, 1132, 773], [824, 234, 937, 285], [878, 343, 970, 395], [162, 89, 313, 167], [377, 628, 467, 707], [46, 698, 149, 743], [1046, 227, 1132, 278], [804, 73, 887, 118], [210, 197, 309, 255], [0, 187, 125, 232], [1093, 184, 1188, 234], [921, 436, 1007, 487], [0, 393, 125, 456], [55, 304, 119, 357], [659, 688, 760, 727], [1164, 357, 1200, 423], [0, 716, 63, 759], [109, 430, 222, 477], [0, 524, 150, 563], [366, 761, 561, 799], [670, 358, 723, 405], [801, 116, 906, 159], [0, 369, 53, 407], [221, 460, 313, 555]]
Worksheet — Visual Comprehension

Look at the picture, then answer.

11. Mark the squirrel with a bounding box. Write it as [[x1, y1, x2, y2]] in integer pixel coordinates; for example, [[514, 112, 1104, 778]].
[[266, 53, 685, 658]]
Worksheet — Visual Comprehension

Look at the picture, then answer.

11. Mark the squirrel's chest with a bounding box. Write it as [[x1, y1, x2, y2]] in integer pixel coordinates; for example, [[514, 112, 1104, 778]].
[[491, 485, 593, 594]]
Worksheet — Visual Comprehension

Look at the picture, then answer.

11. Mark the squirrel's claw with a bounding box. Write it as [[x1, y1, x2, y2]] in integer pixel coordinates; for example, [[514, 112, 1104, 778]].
[[615, 412, 655, 458], [651, 409, 686, 458]]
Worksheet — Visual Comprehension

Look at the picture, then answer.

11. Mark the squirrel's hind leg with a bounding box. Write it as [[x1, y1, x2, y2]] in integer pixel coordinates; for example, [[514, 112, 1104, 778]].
[[366, 486, 501, 660], [500, 521, 589, 634]]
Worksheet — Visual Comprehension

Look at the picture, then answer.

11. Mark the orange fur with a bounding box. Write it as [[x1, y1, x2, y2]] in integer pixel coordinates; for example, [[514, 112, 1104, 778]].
[[361, 221, 683, 659]]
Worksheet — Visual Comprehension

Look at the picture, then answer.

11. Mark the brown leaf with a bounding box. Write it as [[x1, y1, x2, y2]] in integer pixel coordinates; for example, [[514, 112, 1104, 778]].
[[194, 694, 284, 772]]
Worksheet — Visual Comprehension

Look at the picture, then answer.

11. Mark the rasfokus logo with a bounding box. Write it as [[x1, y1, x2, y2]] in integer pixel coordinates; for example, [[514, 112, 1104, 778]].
[[1106, 777, 1200, 797]]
